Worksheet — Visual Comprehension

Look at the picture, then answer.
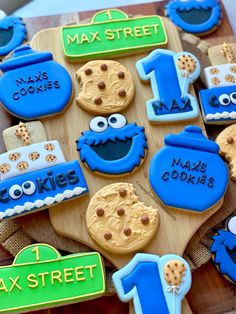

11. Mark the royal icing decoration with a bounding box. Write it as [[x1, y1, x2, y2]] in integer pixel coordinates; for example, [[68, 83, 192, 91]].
[[136, 49, 200, 123], [86, 183, 159, 254], [211, 216, 236, 283], [75, 60, 135, 115], [165, 0, 222, 36], [61, 9, 167, 61], [0, 45, 73, 120], [77, 114, 147, 176], [0, 122, 88, 219], [113, 253, 191, 314], [0, 12, 27, 57], [0, 244, 105, 313], [204, 64, 236, 89], [149, 126, 228, 213]]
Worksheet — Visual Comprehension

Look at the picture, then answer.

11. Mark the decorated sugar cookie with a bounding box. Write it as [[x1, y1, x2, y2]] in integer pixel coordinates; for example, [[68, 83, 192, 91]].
[[76, 114, 147, 176], [86, 183, 159, 254], [136, 49, 200, 123], [0, 243, 105, 312], [0, 11, 27, 57], [0, 121, 88, 219], [216, 124, 236, 180], [0, 45, 73, 120], [61, 9, 167, 61], [149, 126, 228, 213], [165, 0, 222, 36], [211, 216, 236, 284], [113, 253, 191, 314], [75, 60, 135, 114], [200, 43, 236, 124]]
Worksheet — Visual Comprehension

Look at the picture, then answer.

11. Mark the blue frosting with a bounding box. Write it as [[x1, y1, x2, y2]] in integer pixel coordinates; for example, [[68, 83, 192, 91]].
[[77, 117, 147, 175], [0, 160, 88, 220], [200, 85, 236, 123], [211, 229, 236, 283], [0, 16, 27, 57], [166, 0, 221, 35], [0, 45, 73, 120], [149, 126, 228, 212]]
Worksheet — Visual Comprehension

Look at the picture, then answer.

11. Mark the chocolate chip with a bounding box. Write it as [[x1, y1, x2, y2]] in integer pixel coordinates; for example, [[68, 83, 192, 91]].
[[119, 188, 127, 197], [227, 137, 234, 144], [94, 96, 102, 105], [141, 215, 150, 225], [118, 71, 125, 79], [117, 208, 125, 216], [118, 89, 126, 97], [85, 68, 92, 75], [104, 232, 112, 240], [100, 64, 108, 71], [98, 81, 106, 90], [96, 208, 104, 217], [124, 227, 132, 236]]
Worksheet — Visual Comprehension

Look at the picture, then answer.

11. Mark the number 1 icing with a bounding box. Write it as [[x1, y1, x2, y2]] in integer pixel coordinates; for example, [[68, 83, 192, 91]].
[[113, 253, 191, 314], [136, 49, 200, 123]]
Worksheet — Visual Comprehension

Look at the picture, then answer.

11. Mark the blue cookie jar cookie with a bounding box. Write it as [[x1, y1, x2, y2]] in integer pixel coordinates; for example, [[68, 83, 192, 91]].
[[0, 11, 27, 57], [0, 45, 73, 120], [149, 126, 228, 213]]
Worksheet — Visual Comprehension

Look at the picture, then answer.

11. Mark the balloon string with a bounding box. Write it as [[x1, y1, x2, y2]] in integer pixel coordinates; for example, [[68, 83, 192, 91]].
[[166, 286, 181, 314]]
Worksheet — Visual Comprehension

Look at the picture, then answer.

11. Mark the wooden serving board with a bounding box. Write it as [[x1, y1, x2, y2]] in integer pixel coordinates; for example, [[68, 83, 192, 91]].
[[30, 17, 221, 314]]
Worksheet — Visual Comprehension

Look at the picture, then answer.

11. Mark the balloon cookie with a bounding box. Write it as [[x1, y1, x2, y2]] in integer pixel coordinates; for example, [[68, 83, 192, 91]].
[[86, 183, 159, 254], [75, 60, 135, 114], [165, 0, 222, 36], [0, 243, 105, 313], [0, 11, 27, 57], [149, 126, 228, 213], [113, 253, 191, 314], [76, 114, 148, 176], [211, 216, 236, 284], [216, 123, 236, 180], [136, 49, 200, 123]]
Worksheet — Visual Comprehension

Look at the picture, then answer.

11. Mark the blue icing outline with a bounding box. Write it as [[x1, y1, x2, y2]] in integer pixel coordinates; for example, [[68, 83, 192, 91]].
[[211, 220, 236, 283], [112, 253, 191, 314], [149, 126, 228, 212], [136, 49, 200, 123], [0, 161, 89, 220], [165, 0, 221, 35], [76, 116, 147, 175], [200, 85, 236, 123], [0, 16, 27, 56], [0, 45, 73, 120]]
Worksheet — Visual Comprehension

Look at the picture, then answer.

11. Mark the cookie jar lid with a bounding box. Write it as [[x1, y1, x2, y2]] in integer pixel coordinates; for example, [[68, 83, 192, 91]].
[[0, 45, 53, 72], [165, 125, 219, 154]]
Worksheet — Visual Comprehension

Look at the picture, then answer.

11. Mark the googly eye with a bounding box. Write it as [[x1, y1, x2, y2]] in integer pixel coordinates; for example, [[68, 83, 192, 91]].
[[9, 184, 23, 200], [230, 92, 236, 104], [219, 94, 230, 106], [89, 117, 108, 133], [22, 181, 36, 195], [227, 216, 236, 235], [108, 114, 127, 129]]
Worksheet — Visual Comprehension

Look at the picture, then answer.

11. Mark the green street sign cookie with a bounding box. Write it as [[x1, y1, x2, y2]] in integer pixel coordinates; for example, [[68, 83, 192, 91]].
[[61, 9, 168, 61], [0, 244, 105, 313]]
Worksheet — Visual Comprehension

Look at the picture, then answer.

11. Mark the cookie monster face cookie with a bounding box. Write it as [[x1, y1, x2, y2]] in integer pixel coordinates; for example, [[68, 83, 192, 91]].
[[77, 114, 147, 176], [211, 216, 236, 283], [166, 0, 222, 36]]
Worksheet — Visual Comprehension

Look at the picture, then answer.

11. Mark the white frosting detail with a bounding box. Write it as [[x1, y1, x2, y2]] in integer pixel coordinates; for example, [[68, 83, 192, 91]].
[[0, 187, 87, 219], [205, 64, 236, 89], [206, 111, 236, 120], [0, 10, 6, 20]]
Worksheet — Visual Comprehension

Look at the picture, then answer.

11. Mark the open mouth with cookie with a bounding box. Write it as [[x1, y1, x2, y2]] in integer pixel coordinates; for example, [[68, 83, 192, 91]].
[[166, 0, 221, 35], [77, 114, 148, 176], [211, 216, 236, 284]]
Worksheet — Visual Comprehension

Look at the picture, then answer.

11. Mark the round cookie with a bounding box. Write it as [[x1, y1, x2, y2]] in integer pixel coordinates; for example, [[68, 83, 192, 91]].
[[86, 183, 159, 254], [75, 60, 135, 114]]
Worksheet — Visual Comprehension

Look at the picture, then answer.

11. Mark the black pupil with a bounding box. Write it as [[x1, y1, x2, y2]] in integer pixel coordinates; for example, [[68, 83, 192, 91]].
[[23, 182, 31, 189], [223, 98, 229, 104], [110, 117, 117, 124], [232, 94, 236, 99], [98, 121, 105, 128], [14, 189, 21, 196]]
